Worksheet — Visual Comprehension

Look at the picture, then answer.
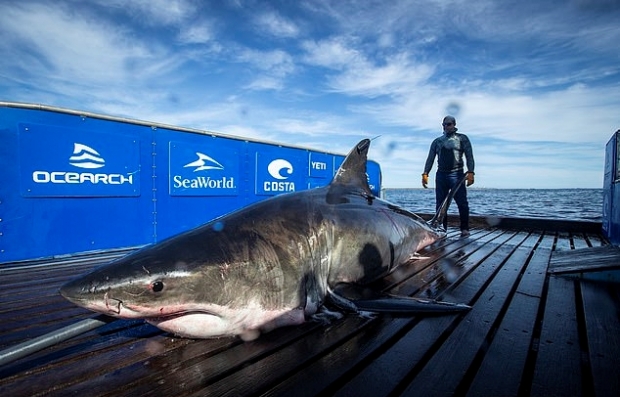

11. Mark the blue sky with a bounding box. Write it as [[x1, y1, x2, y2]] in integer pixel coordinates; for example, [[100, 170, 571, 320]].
[[1, 0, 618, 189]]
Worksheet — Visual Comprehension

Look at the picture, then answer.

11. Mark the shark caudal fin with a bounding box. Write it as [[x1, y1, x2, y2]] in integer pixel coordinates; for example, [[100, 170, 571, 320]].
[[427, 173, 467, 231], [327, 139, 374, 203]]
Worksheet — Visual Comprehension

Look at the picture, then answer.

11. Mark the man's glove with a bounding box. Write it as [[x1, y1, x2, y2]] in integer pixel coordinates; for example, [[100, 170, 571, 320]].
[[422, 173, 429, 188], [466, 171, 475, 186]]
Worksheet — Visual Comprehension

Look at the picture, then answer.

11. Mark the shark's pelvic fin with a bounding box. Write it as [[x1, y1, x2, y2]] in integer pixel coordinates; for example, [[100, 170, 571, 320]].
[[328, 283, 471, 314]]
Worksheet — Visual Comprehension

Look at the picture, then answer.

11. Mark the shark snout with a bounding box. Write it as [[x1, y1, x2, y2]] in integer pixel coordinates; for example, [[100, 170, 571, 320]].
[[59, 277, 88, 302], [60, 276, 121, 314]]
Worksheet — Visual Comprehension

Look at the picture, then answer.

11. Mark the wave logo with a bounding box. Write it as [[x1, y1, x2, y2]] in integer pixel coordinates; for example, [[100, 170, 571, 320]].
[[264, 159, 295, 193], [69, 143, 105, 169], [184, 152, 225, 172], [267, 159, 293, 180]]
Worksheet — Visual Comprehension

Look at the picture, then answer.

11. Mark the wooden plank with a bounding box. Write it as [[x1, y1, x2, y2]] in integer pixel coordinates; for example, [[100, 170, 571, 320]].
[[193, 316, 373, 397], [0, 226, 615, 396], [580, 280, 620, 397], [0, 324, 167, 395], [327, 234, 525, 396], [571, 233, 590, 250], [530, 275, 582, 396], [554, 231, 572, 251], [394, 230, 519, 298], [466, 243, 552, 396], [549, 246, 620, 274], [57, 321, 320, 397], [378, 228, 502, 292], [586, 233, 608, 247], [261, 316, 413, 397], [397, 236, 532, 396], [536, 231, 557, 250]]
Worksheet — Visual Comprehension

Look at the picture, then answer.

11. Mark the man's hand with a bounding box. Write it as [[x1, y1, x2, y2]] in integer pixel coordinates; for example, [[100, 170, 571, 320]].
[[466, 171, 475, 186], [422, 173, 429, 188]]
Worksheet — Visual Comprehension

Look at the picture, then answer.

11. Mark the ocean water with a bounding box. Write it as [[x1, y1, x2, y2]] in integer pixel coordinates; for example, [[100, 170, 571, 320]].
[[383, 188, 603, 222]]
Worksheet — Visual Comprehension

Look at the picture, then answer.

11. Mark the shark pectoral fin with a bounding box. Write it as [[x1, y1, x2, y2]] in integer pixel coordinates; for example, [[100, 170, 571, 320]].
[[351, 295, 471, 314], [328, 283, 471, 314]]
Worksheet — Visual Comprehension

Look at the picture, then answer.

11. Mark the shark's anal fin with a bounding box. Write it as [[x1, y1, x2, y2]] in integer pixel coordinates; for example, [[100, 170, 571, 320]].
[[328, 283, 471, 314]]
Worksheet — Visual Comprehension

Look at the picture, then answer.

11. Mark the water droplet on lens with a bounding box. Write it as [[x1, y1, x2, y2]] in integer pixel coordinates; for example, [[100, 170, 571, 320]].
[[213, 221, 224, 232]]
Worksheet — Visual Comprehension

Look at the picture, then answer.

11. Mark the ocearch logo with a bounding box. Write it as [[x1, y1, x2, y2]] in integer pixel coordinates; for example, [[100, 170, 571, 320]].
[[264, 159, 295, 192], [69, 143, 105, 169], [32, 143, 134, 185]]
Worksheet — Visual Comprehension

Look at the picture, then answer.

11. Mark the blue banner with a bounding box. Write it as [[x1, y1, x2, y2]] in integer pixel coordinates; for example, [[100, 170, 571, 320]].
[[19, 123, 140, 197], [168, 139, 240, 196], [255, 148, 305, 196], [308, 152, 333, 178]]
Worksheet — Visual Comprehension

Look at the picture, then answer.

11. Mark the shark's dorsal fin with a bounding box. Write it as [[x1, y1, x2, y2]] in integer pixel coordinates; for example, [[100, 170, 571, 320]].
[[327, 139, 374, 201]]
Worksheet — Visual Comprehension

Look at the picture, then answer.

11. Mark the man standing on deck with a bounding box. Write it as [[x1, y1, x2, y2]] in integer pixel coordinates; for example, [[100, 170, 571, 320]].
[[422, 115, 475, 237]]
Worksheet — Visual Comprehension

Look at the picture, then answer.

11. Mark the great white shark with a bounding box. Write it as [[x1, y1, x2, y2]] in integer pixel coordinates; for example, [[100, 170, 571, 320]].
[[60, 139, 469, 341]]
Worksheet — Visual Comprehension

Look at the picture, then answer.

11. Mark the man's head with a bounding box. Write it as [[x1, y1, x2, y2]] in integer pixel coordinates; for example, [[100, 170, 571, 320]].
[[442, 116, 457, 134]]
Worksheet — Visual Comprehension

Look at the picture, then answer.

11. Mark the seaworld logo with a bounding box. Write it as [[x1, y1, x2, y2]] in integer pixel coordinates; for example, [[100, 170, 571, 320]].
[[183, 152, 225, 172], [173, 152, 236, 191]]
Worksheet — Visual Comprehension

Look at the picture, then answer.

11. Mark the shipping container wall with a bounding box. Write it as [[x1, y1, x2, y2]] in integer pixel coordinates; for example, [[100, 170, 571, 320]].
[[603, 130, 620, 245], [0, 104, 381, 263]]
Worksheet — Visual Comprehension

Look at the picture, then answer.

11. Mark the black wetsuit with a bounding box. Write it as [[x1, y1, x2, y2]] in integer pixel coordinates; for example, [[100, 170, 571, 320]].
[[423, 130, 475, 230]]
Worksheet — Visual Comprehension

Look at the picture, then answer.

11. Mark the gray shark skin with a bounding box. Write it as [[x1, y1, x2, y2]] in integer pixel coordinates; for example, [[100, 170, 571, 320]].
[[60, 139, 469, 341]]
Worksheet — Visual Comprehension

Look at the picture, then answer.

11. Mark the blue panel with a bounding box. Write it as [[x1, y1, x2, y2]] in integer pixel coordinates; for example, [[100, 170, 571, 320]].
[[169, 139, 240, 196], [0, 107, 152, 262], [254, 146, 305, 196], [0, 102, 384, 263], [603, 136, 614, 237], [19, 123, 140, 197], [152, 132, 249, 240], [367, 160, 382, 196], [309, 152, 333, 178]]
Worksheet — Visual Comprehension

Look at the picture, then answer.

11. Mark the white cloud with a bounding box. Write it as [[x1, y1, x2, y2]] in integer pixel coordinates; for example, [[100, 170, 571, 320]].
[[178, 22, 213, 44], [245, 77, 283, 91], [326, 54, 435, 97], [0, 3, 160, 84], [0, 0, 617, 190], [236, 48, 295, 76], [98, 0, 197, 26], [301, 39, 362, 69], [254, 11, 300, 38]]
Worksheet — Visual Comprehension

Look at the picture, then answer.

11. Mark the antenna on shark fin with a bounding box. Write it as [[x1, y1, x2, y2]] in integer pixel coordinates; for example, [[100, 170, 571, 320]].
[[356, 139, 370, 155], [428, 173, 467, 231]]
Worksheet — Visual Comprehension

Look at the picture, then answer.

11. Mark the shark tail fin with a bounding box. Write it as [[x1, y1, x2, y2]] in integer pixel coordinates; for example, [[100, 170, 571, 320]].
[[427, 173, 467, 231]]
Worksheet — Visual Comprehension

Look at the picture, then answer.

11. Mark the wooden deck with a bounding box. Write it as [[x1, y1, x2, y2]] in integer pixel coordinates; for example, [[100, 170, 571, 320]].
[[1, 217, 619, 396]]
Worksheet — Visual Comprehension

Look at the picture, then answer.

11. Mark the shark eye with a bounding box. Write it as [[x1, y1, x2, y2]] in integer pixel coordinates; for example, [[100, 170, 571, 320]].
[[151, 280, 164, 293]]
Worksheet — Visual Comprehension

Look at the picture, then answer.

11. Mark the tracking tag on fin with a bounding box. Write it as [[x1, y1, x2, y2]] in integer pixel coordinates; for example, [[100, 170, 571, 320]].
[[328, 283, 471, 314]]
